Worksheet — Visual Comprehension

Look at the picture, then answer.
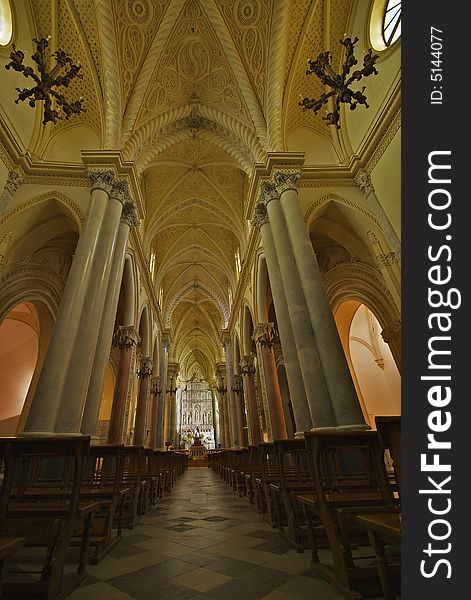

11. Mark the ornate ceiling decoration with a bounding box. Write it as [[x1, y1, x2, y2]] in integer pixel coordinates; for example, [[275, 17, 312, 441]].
[[25, 0, 359, 379]]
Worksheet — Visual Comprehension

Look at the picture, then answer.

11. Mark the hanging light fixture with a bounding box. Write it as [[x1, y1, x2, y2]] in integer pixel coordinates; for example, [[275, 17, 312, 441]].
[[5, 36, 85, 125], [299, 36, 379, 129]]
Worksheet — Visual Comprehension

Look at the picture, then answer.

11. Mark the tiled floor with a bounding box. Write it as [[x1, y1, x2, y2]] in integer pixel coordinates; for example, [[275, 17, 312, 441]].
[[68, 468, 386, 600]]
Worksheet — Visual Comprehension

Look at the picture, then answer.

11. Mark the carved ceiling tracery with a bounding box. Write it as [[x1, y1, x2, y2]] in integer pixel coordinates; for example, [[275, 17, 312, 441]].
[[25, 0, 362, 378]]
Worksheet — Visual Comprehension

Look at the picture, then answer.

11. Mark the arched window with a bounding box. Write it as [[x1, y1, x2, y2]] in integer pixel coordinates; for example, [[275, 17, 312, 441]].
[[370, 0, 401, 51], [0, 0, 13, 46]]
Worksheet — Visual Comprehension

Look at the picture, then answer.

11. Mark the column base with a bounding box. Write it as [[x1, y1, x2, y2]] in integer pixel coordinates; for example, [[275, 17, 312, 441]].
[[294, 431, 306, 439], [89, 435, 100, 445]]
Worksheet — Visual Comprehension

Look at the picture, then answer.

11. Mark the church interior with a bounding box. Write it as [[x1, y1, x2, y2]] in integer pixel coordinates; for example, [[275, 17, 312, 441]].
[[0, 0, 401, 598]]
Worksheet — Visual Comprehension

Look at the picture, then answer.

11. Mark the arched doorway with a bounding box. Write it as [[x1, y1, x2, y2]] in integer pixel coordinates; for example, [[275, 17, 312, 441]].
[[335, 300, 400, 427], [0, 302, 40, 435]]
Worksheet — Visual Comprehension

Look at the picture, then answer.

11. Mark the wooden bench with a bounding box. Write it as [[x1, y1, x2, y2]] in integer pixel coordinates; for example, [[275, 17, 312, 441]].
[[0, 436, 100, 600], [271, 439, 314, 551], [298, 430, 399, 599], [375, 416, 401, 499]]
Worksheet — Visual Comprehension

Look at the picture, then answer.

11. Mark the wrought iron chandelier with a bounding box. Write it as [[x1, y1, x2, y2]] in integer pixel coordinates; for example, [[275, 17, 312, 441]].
[[5, 37, 85, 125], [299, 36, 379, 129]]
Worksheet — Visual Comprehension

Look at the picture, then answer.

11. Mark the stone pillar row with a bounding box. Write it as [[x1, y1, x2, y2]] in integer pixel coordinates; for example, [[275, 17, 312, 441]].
[[251, 172, 368, 432], [239, 354, 261, 445], [23, 170, 138, 438]]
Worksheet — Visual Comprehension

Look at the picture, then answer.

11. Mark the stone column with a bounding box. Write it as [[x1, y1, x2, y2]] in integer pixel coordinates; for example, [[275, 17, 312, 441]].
[[81, 200, 138, 438], [355, 169, 401, 264], [252, 201, 312, 435], [55, 176, 127, 435], [165, 363, 179, 447], [133, 357, 153, 446], [222, 334, 238, 447], [260, 182, 336, 430], [155, 335, 170, 449], [108, 326, 140, 444], [148, 376, 162, 449], [23, 170, 117, 435], [215, 363, 229, 447], [381, 320, 402, 373], [253, 323, 287, 440], [0, 168, 24, 215], [211, 388, 220, 446], [274, 171, 367, 430], [240, 354, 262, 444], [231, 374, 247, 447]]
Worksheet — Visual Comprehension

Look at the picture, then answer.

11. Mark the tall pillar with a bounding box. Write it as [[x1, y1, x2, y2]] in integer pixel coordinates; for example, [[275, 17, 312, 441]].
[[274, 171, 367, 429], [355, 169, 401, 264], [215, 363, 229, 447], [108, 326, 140, 444], [0, 168, 24, 215], [148, 376, 162, 449], [165, 362, 179, 447], [252, 201, 312, 435], [260, 182, 336, 430], [23, 170, 117, 435], [155, 335, 170, 449], [56, 177, 129, 434], [240, 354, 262, 444], [81, 200, 138, 438], [133, 357, 153, 446], [211, 388, 220, 446], [253, 323, 287, 440], [231, 374, 247, 447], [222, 334, 238, 447]]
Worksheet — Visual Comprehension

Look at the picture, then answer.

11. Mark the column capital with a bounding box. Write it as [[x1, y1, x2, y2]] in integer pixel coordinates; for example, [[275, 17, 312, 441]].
[[259, 180, 279, 205], [251, 202, 269, 230], [151, 375, 162, 395], [240, 354, 256, 377], [231, 374, 243, 394], [4, 167, 24, 195], [162, 331, 172, 350], [274, 169, 302, 195], [354, 168, 375, 195], [381, 320, 401, 344], [215, 362, 227, 378], [137, 357, 153, 378], [252, 322, 275, 348], [87, 169, 117, 194], [121, 200, 139, 228], [167, 361, 180, 379], [112, 325, 140, 350], [221, 330, 231, 349], [110, 179, 132, 205]]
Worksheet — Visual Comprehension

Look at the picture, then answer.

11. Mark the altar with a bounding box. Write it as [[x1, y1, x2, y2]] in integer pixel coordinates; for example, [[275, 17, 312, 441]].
[[188, 433, 208, 465]]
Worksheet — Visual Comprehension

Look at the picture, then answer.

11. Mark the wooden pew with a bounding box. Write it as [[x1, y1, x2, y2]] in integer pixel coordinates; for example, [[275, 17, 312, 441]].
[[77, 444, 129, 563], [0, 537, 24, 587], [270, 439, 314, 551], [375, 416, 401, 498], [0, 436, 100, 600], [256, 442, 280, 526], [119, 446, 146, 529], [298, 430, 399, 599]]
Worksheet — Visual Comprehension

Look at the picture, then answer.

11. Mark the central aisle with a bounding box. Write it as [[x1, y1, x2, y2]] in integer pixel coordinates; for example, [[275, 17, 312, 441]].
[[69, 467, 347, 600]]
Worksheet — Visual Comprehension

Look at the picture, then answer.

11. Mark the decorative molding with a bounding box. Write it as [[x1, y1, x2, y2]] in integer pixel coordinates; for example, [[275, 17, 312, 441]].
[[0, 190, 85, 228], [113, 325, 140, 350], [87, 169, 117, 194], [251, 202, 269, 229], [303, 192, 381, 228], [273, 169, 301, 194], [252, 322, 275, 348]]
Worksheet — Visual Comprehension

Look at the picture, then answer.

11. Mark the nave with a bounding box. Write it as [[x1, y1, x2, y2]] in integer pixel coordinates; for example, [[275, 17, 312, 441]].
[[68, 467, 385, 600]]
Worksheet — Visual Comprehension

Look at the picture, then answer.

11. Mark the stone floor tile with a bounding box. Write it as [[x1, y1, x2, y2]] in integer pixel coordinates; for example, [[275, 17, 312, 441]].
[[68, 580, 135, 599], [171, 566, 233, 592]]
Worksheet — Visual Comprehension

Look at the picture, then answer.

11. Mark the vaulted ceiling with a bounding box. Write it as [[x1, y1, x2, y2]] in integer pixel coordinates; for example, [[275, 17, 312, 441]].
[[28, 0, 353, 380]]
